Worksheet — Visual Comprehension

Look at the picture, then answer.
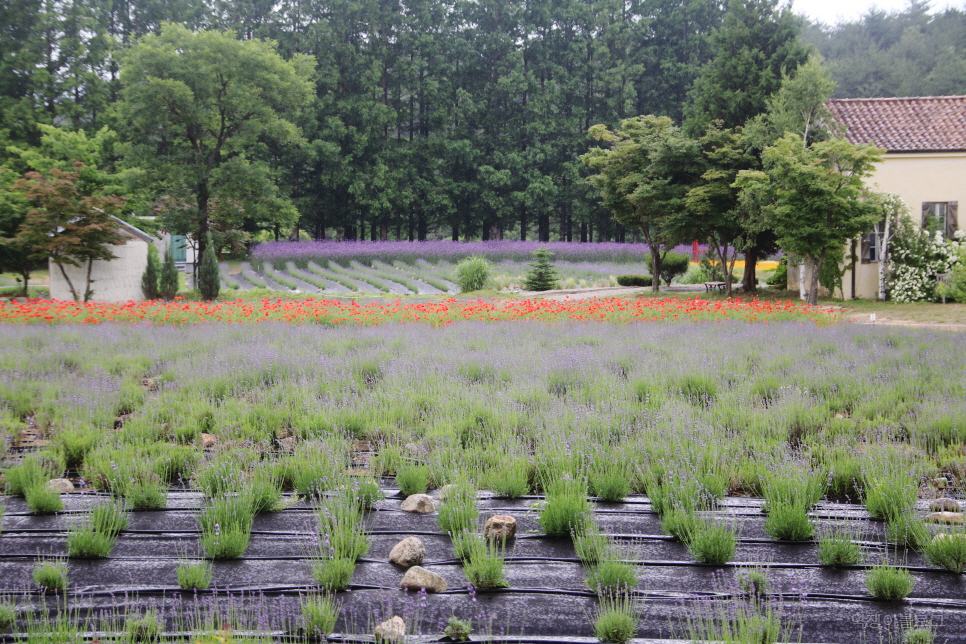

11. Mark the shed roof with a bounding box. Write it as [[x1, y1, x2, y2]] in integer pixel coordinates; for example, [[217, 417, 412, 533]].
[[826, 95, 966, 153], [110, 215, 154, 243]]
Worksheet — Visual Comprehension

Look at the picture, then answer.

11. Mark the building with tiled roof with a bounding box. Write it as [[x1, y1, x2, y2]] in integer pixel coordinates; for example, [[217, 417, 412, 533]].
[[828, 95, 966, 153], [824, 96, 964, 300]]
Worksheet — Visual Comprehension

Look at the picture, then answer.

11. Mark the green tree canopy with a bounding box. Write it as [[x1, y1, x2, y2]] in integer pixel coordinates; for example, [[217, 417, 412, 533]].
[[734, 133, 883, 304], [13, 167, 126, 302], [582, 115, 703, 291], [117, 24, 315, 265]]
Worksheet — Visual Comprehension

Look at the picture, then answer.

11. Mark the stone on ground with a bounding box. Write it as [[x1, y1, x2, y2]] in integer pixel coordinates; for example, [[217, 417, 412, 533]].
[[400, 565, 447, 592], [389, 536, 425, 567], [400, 494, 436, 513]]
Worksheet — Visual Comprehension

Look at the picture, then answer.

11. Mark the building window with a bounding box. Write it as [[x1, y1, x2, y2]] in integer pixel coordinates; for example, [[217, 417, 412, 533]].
[[922, 201, 959, 240], [860, 222, 885, 264]]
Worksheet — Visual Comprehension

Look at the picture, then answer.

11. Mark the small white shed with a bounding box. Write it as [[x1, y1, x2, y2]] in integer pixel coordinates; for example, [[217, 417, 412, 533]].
[[49, 216, 155, 302]]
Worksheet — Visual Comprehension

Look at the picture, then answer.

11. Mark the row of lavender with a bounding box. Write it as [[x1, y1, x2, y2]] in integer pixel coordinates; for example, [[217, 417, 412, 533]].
[[250, 240, 707, 269], [1, 322, 965, 641]]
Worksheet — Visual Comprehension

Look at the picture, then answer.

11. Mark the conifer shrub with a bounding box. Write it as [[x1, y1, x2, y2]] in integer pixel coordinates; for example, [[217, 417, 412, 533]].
[[159, 243, 179, 300], [141, 243, 160, 300], [198, 231, 220, 301], [523, 247, 559, 291]]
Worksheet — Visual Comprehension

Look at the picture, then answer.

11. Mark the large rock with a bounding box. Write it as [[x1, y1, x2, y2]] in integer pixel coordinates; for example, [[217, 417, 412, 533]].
[[400, 494, 436, 513], [484, 514, 517, 541], [930, 498, 962, 512], [389, 537, 425, 567], [925, 511, 965, 525], [374, 616, 406, 643], [400, 565, 447, 592], [201, 433, 218, 448], [47, 479, 74, 494]]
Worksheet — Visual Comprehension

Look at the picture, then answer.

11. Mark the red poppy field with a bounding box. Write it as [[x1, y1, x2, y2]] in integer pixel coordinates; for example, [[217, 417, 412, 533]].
[[0, 296, 836, 326]]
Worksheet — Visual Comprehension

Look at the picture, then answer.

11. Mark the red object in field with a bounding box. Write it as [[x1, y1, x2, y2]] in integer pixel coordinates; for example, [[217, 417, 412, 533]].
[[692, 240, 699, 262]]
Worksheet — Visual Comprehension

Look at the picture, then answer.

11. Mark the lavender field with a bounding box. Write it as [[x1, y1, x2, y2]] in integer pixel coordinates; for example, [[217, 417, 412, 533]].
[[1, 322, 965, 642]]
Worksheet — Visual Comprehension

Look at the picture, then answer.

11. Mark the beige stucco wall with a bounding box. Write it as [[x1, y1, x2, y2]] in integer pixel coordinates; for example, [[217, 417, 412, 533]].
[[49, 237, 148, 302], [841, 151, 965, 300]]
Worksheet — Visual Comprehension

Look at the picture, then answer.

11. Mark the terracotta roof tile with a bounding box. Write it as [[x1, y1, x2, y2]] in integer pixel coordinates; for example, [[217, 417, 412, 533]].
[[827, 96, 966, 152]]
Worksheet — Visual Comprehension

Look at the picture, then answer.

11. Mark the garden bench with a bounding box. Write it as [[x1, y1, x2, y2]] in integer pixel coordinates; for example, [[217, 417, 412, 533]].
[[704, 281, 726, 292]]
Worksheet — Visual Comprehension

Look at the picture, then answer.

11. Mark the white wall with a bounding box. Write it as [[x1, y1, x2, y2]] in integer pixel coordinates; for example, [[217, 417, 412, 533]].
[[49, 238, 148, 302]]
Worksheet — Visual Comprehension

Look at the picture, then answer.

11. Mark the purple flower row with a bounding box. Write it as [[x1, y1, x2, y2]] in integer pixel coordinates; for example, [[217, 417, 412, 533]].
[[252, 240, 710, 269]]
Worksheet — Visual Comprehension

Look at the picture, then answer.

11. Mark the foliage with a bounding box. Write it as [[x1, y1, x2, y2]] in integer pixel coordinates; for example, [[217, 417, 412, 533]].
[[141, 243, 160, 300], [688, 521, 738, 564], [888, 220, 961, 302], [32, 560, 68, 592], [118, 25, 313, 259], [461, 536, 509, 589], [177, 559, 213, 590], [923, 531, 966, 574], [817, 523, 863, 566], [685, 0, 809, 134], [523, 247, 559, 291], [804, 5, 966, 100], [538, 477, 591, 538], [767, 257, 788, 287], [159, 244, 179, 301], [658, 252, 690, 286], [615, 275, 651, 287], [301, 592, 340, 637], [444, 616, 473, 641], [13, 167, 126, 302], [865, 562, 914, 600], [592, 594, 639, 644], [198, 231, 220, 301], [735, 133, 883, 305], [437, 481, 478, 535], [582, 116, 703, 292], [763, 503, 813, 541], [454, 256, 491, 292], [396, 465, 430, 496]]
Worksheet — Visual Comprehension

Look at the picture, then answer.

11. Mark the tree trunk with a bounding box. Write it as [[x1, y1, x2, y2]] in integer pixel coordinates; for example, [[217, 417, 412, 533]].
[[196, 180, 210, 286], [807, 254, 822, 306], [17, 268, 29, 297], [56, 261, 79, 301], [648, 243, 661, 293], [83, 258, 94, 302], [742, 246, 758, 292]]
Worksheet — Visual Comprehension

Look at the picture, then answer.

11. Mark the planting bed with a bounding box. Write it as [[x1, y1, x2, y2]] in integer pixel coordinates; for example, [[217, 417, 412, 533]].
[[2, 321, 966, 642], [1, 489, 964, 642]]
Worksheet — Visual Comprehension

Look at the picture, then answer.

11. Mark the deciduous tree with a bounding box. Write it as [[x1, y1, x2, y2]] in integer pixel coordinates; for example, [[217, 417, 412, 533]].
[[13, 167, 126, 302], [117, 24, 314, 275], [734, 133, 883, 304]]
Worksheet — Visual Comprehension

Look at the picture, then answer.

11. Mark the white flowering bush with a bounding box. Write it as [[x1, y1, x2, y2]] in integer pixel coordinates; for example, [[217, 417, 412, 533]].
[[888, 224, 962, 303]]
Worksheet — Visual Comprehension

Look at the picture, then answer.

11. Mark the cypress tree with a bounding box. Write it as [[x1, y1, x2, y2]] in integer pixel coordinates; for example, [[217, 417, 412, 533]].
[[524, 247, 559, 291], [140, 243, 160, 300], [198, 231, 220, 301], [159, 243, 179, 301]]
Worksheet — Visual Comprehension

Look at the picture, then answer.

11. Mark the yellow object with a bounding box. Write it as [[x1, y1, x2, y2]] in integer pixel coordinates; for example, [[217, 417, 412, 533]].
[[689, 260, 779, 270]]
